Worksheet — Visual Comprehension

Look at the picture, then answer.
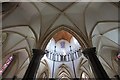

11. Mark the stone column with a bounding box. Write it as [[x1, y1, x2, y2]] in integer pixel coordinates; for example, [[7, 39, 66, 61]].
[[82, 47, 110, 80], [22, 49, 45, 80]]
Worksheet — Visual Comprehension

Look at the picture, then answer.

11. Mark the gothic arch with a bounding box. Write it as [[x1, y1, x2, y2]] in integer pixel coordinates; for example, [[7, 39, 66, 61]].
[[40, 25, 89, 51], [55, 64, 72, 79]]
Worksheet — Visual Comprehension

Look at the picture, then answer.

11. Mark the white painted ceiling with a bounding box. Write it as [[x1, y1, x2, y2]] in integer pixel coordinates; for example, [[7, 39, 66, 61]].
[[1, 2, 120, 78]]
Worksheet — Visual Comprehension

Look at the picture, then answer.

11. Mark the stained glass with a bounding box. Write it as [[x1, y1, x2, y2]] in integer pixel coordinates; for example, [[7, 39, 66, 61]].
[[117, 53, 120, 59], [0, 55, 13, 75], [60, 41, 65, 48]]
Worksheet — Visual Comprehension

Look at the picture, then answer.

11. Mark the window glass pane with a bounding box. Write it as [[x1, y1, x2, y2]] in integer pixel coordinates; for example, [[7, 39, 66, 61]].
[[0, 55, 13, 75]]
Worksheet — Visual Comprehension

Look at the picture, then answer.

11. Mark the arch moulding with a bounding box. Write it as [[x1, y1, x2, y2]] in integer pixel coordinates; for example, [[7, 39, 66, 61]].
[[40, 25, 89, 51]]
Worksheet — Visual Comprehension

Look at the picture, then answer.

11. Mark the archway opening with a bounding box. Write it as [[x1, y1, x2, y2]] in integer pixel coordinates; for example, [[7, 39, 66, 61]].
[[45, 30, 82, 62]]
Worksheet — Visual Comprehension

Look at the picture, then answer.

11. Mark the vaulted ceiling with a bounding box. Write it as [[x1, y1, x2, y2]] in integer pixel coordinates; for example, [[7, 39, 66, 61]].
[[1, 1, 120, 78], [53, 30, 72, 42]]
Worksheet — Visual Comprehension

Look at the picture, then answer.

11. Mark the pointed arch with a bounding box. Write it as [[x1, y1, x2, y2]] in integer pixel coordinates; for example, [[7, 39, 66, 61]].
[[40, 25, 89, 50], [55, 64, 72, 79]]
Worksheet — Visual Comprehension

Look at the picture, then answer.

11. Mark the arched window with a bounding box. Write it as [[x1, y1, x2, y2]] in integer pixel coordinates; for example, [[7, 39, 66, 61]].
[[0, 55, 13, 75], [81, 72, 89, 80], [60, 41, 65, 48], [114, 52, 120, 64]]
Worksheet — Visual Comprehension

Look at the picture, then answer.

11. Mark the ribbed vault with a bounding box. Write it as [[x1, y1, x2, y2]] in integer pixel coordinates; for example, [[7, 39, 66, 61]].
[[1, 1, 120, 78]]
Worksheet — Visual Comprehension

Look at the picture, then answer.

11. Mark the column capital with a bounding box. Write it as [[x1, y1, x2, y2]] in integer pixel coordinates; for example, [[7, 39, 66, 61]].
[[82, 47, 96, 58], [82, 47, 110, 79], [32, 49, 45, 56], [23, 49, 45, 79]]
